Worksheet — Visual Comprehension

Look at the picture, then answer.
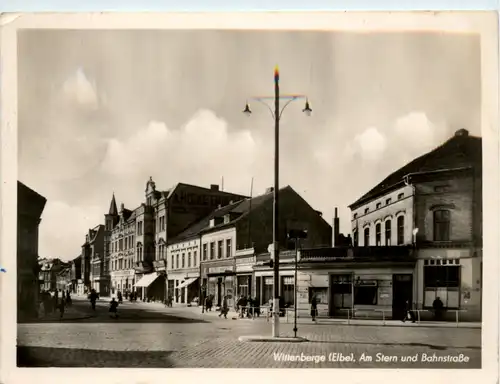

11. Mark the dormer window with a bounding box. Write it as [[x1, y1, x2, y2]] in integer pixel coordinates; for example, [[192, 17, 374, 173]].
[[386, 198, 392, 205], [376, 203, 381, 209], [353, 213, 358, 220], [398, 193, 404, 200], [364, 208, 369, 214]]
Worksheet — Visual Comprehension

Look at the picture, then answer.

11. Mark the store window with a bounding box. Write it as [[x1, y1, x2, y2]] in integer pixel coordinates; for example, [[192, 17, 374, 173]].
[[263, 277, 274, 305], [309, 287, 328, 304], [281, 276, 295, 307], [354, 280, 378, 305], [237, 276, 250, 298], [423, 263, 460, 308]]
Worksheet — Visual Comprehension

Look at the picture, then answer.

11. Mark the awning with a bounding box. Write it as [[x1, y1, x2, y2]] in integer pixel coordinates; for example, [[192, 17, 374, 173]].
[[134, 273, 160, 288], [176, 277, 198, 290]]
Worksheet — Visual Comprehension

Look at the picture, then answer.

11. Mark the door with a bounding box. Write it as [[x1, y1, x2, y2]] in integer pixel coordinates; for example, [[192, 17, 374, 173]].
[[392, 274, 413, 320]]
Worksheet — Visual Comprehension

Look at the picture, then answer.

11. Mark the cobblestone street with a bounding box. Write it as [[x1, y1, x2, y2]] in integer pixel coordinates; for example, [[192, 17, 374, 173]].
[[17, 298, 481, 368]]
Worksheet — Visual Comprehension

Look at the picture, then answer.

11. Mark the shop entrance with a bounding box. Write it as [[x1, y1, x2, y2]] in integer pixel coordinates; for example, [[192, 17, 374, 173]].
[[392, 274, 413, 320], [217, 278, 223, 306]]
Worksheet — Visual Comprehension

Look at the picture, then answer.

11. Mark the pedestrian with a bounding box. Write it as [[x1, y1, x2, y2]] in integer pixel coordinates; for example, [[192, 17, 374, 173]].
[[218, 295, 229, 319], [117, 291, 123, 303], [89, 289, 98, 311], [109, 298, 119, 319], [310, 294, 318, 322], [432, 297, 444, 321], [52, 290, 59, 313], [66, 291, 72, 307], [402, 300, 416, 323], [58, 296, 66, 320]]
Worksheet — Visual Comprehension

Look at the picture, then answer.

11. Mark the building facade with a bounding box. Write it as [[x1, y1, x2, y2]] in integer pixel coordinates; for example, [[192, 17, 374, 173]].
[[109, 178, 246, 301], [293, 129, 482, 321], [18, 182, 47, 320], [69, 255, 83, 294], [81, 225, 108, 295]]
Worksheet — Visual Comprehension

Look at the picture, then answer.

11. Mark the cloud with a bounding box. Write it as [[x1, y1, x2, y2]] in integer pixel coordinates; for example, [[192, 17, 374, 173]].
[[101, 109, 259, 202], [61, 68, 100, 109], [352, 126, 388, 161], [39, 201, 103, 259]]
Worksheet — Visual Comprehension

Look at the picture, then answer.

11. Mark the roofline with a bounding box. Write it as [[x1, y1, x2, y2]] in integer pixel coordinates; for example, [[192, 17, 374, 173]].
[[349, 166, 475, 209]]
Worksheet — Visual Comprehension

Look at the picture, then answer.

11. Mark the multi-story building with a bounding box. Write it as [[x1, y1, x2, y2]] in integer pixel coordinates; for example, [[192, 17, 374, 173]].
[[38, 258, 67, 292], [81, 224, 107, 295], [56, 265, 72, 292], [297, 128, 482, 321], [69, 255, 82, 294], [109, 177, 246, 301], [18, 182, 47, 320], [198, 185, 333, 308]]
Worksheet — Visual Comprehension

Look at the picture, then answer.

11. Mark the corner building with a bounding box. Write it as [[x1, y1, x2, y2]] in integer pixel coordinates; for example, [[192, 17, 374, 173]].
[[109, 178, 245, 301], [298, 129, 482, 321]]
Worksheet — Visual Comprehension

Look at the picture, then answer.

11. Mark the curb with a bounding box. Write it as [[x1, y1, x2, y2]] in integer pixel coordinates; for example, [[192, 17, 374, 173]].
[[239, 335, 307, 343]]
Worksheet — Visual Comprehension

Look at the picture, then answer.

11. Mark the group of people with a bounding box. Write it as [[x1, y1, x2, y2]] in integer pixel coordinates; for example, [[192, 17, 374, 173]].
[[39, 289, 73, 319]]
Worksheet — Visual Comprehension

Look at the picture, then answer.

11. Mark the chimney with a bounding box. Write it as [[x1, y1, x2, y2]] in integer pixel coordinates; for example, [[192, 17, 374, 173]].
[[265, 187, 274, 194], [455, 128, 469, 137], [332, 207, 340, 247], [210, 184, 219, 191]]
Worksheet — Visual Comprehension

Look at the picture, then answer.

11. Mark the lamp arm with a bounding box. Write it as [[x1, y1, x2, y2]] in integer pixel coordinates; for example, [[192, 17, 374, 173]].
[[254, 98, 276, 119], [278, 97, 299, 120]]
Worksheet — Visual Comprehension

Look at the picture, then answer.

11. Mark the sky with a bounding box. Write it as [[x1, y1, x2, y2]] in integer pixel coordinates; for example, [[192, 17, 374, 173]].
[[17, 30, 481, 261]]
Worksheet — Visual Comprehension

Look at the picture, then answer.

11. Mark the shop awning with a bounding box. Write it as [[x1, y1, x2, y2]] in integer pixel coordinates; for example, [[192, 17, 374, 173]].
[[176, 277, 198, 290], [134, 273, 160, 288]]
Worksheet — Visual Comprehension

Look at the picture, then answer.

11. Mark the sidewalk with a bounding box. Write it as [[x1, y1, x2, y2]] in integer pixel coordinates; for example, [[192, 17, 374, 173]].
[[113, 300, 481, 329]]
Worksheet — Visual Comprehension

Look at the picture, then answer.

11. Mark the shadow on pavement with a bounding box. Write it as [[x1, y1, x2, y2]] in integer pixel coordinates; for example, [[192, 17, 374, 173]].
[[17, 346, 176, 368], [20, 312, 209, 324], [302, 339, 481, 351]]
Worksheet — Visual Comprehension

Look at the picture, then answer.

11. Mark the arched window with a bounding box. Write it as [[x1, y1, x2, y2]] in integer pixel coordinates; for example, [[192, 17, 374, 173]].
[[434, 210, 451, 241], [375, 223, 381, 246], [385, 220, 392, 246], [353, 229, 358, 247], [397, 216, 405, 245], [364, 227, 370, 247]]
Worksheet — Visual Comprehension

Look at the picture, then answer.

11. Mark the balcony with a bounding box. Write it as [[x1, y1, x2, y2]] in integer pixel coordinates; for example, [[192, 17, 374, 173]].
[[299, 246, 415, 263]]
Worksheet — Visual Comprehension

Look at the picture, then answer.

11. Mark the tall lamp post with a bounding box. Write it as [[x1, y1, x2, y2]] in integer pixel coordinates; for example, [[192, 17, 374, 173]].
[[243, 66, 312, 338]]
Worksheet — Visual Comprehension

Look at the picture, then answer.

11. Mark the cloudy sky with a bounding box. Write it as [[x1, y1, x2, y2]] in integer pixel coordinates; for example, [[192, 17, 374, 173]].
[[17, 30, 481, 261]]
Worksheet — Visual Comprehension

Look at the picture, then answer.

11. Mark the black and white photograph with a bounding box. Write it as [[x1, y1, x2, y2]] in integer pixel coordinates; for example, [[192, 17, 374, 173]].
[[1, 11, 498, 382]]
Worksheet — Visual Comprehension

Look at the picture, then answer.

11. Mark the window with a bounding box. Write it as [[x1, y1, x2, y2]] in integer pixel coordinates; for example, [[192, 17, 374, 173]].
[[210, 242, 215, 260], [218, 240, 223, 259], [385, 220, 392, 246], [354, 280, 378, 305], [376, 203, 382, 209], [398, 193, 404, 200], [182, 253, 185, 268], [309, 288, 328, 305], [171, 255, 174, 270], [203, 244, 208, 261], [386, 198, 392, 205], [364, 208, 369, 214], [237, 276, 250, 298], [353, 213, 358, 220], [176, 254, 179, 269], [188, 252, 191, 267], [434, 210, 451, 241], [423, 265, 460, 308], [353, 230, 358, 247], [193, 251, 197, 267], [364, 227, 370, 246], [375, 223, 381, 246], [281, 276, 295, 307], [263, 277, 274, 305], [226, 239, 232, 258], [397, 216, 404, 245]]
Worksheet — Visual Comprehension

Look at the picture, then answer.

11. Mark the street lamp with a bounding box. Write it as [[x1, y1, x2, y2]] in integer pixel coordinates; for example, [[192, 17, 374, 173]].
[[243, 66, 311, 338], [288, 229, 308, 338]]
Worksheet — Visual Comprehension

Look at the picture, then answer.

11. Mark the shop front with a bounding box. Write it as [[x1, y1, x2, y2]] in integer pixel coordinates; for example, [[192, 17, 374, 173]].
[[173, 270, 200, 306], [235, 255, 255, 300], [201, 261, 236, 308]]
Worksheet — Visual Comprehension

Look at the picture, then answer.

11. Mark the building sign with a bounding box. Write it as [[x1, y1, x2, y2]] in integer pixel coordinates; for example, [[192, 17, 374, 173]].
[[208, 266, 234, 274], [236, 257, 255, 264], [354, 280, 378, 286]]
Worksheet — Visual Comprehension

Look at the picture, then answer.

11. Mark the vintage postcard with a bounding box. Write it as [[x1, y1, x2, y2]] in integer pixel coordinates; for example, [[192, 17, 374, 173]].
[[1, 11, 498, 384]]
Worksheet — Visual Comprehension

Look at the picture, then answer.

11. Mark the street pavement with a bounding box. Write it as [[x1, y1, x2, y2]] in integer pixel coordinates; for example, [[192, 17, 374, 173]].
[[17, 297, 482, 368]]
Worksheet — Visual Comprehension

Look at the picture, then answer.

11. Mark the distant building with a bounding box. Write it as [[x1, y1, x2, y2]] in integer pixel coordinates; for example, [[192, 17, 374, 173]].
[[18, 181, 46, 320], [39, 258, 69, 292], [109, 178, 247, 302], [81, 225, 106, 295], [69, 255, 82, 294], [297, 129, 482, 321], [56, 265, 72, 292]]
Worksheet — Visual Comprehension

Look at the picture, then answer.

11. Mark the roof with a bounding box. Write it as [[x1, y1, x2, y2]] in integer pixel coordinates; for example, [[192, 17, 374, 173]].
[[349, 129, 482, 209], [108, 194, 118, 216], [169, 186, 291, 243], [17, 181, 47, 217]]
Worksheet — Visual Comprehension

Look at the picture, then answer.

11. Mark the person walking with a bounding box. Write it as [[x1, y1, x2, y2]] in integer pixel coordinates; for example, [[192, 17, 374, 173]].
[[117, 291, 123, 304], [218, 295, 229, 319], [402, 300, 416, 323], [432, 297, 444, 321], [109, 298, 119, 319], [58, 295, 66, 320], [52, 290, 59, 314], [310, 294, 318, 321], [89, 289, 98, 311], [66, 291, 72, 307]]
